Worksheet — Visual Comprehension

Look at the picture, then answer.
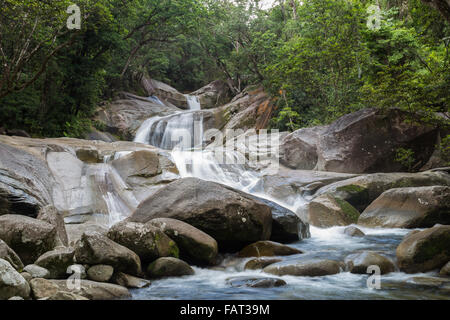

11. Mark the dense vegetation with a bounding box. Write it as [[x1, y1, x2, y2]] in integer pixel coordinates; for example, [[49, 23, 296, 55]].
[[0, 0, 448, 137]]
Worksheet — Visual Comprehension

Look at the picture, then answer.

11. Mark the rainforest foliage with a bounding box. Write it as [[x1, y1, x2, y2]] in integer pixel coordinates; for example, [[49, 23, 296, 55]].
[[0, 0, 448, 137]]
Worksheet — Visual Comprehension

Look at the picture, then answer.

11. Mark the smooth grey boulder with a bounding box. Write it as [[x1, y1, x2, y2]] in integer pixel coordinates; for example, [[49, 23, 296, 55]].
[[344, 251, 395, 274], [111, 272, 151, 289], [23, 265, 50, 279], [147, 257, 194, 279], [358, 186, 450, 228], [129, 178, 272, 251], [226, 276, 286, 288], [0, 239, 23, 271], [0, 259, 30, 299], [34, 247, 75, 279], [74, 231, 142, 276], [0, 215, 58, 265], [148, 218, 218, 265], [108, 221, 179, 263], [238, 241, 302, 258], [264, 259, 342, 277], [244, 258, 282, 270], [396, 225, 450, 273], [343, 226, 365, 237], [87, 265, 114, 283]]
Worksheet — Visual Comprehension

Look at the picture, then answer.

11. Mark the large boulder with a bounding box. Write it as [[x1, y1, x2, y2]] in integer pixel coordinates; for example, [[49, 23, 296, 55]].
[[249, 195, 310, 243], [148, 218, 218, 265], [0, 239, 23, 271], [344, 251, 395, 274], [244, 258, 282, 270], [0, 259, 30, 299], [74, 231, 142, 276], [315, 108, 438, 173], [141, 78, 189, 109], [238, 241, 302, 258], [129, 178, 272, 251], [37, 205, 69, 246], [280, 126, 326, 170], [358, 186, 450, 228], [147, 257, 195, 278], [0, 215, 58, 265], [87, 265, 114, 283], [264, 259, 342, 277], [48, 279, 131, 300], [34, 247, 75, 279], [107, 221, 179, 263], [190, 80, 232, 109], [301, 194, 359, 228], [23, 265, 50, 279], [313, 171, 450, 212], [396, 225, 450, 273]]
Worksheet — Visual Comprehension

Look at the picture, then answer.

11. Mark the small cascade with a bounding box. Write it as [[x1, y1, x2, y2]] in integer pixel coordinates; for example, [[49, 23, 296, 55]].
[[186, 94, 201, 110]]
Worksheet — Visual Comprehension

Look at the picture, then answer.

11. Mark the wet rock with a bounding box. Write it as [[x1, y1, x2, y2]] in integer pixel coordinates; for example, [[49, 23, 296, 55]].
[[344, 251, 395, 274], [87, 265, 114, 283], [358, 186, 450, 228], [440, 261, 450, 276], [249, 195, 310, 243], [302, 194, 359, 228], [313, 171, 450, 212], [244, 258, 282, 270], [315, 108, 438, 173], [66, 222, 108, 247], [129, 178, 272, 251], [226, 276, 286, 288], [111, 272, 151, 289], [37, 205, 69, 246], [35, 247, 75, 279], [0, 259, 30, 299], [48, 279, 130, 300], [23, 265, 50, 279], [74, 231, 142, 276], [0, 239, 23, 271], [343, 226, 365, 237], [190, 80, 232, 109], [396, 225, 450, 273], [0, 215, 58, 265], [264, 259, 342, 277], [108, 221, 179, 263], [147, 257, 195, 278], [238, 241, 302, 258], [148, 218, 218, 265]]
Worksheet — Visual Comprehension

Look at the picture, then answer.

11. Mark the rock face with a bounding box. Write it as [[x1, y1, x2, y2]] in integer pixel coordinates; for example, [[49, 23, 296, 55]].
[[0, 215, 58, 265], [315, 108, 438, 173], [0, 259, 30, 299], [147, 257, 195, 278], [148, 218, 218, 265], [344, 251, 395, 274], [190, 80, 232, 109], [107, 221, 179, 263], [313, 171, 450, 212], [396, 225, 450, 273], [0, 239, 23, 271], [264, 259, 342, 277], [302, 194, 359, 228], [35, 247, 75, 279], [280, 126, 326, 170], [74, 231, 142, 276], [358, 186, 450, 228], [129, 178, 272, 251], [238, 241, 302, 258], [249, 195, 310, 243], [49, 279, 131, 300]]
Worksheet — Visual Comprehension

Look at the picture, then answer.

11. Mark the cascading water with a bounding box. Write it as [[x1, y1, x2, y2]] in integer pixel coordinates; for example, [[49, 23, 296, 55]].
[[185, 94, 201, 110], [127, 94, 446, 300]]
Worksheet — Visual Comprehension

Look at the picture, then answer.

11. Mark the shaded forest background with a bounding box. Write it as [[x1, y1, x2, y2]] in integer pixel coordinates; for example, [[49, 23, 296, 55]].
[[0, 0, 448, 138]]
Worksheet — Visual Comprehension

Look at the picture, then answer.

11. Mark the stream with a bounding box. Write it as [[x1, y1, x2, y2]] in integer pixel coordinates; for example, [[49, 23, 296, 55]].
[[112, 96, 449, 300]]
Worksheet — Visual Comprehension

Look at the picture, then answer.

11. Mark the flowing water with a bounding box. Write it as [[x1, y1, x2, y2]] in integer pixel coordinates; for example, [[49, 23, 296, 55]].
[[125, 96, 449, 300]]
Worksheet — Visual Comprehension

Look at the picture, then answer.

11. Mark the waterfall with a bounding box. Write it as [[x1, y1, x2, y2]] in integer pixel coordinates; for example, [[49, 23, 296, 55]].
[[186, 95, 201, 110]]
